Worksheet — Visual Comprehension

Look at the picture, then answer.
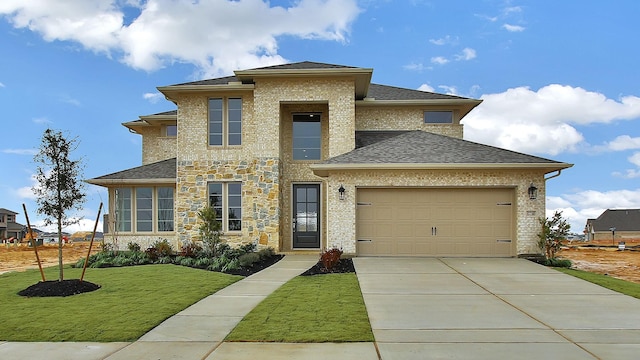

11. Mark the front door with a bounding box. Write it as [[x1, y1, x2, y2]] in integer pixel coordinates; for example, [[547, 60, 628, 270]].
[[293, 184, 321, 249]]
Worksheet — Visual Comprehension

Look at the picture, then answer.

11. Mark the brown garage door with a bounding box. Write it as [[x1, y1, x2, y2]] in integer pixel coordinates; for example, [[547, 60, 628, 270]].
[[357, 188, 514, 257]]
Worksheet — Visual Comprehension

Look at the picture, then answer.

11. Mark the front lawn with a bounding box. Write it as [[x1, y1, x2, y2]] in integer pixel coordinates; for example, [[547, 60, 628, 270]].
[[226, 273, 374, 342], [556, 267, 640, 299], [0, 265, 241, 342]]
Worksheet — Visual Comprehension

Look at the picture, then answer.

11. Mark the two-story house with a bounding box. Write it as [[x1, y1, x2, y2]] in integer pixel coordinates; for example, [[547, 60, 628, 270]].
[[88, 61, 572, 257], [0, 208, 25, 242]]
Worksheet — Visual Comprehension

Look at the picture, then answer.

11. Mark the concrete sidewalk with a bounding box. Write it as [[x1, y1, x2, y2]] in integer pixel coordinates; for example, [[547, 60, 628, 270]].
[[355, 257, 640, 360], [3, 256, 640, 359]]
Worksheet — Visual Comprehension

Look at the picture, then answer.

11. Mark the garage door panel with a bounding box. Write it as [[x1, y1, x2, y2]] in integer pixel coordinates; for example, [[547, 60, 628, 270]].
[[357, 188, 514, 257]]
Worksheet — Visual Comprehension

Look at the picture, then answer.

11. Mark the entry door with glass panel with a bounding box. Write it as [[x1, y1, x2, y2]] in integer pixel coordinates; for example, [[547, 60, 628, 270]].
[[293, 184, 321, 248]]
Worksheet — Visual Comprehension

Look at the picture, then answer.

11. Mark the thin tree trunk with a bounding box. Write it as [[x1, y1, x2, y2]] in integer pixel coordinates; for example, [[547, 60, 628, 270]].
[[58, 218, 64, 281]]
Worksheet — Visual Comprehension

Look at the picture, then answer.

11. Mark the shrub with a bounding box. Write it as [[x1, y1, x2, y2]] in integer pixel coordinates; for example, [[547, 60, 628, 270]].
[[127, 242, 141, 252], [179, 240, 202, 258], [320, 248, 343, 270], [146, 239, 173, 261], [222, 258, 240, 272], [194, 257, 213, 269], [257, 247, 275, 260], [179, 257, 196, 267], [239, 252, 261, 267], [545, 258, 572, 268], [538, 211, 570, 260], [158, 256, 173, 264], [199, 206, 222, 256]]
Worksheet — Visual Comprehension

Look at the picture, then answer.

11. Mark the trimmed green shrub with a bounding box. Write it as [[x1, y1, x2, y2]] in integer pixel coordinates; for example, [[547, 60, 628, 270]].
[[545, 258, 572, 268], [127, 242, 141, 252], [239, 252, 260, 267]]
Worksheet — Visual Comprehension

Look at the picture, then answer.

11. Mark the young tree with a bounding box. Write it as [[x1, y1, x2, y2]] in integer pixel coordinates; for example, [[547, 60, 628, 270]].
[[537, 210, 571, 260], [198, 206, 221, 257], [33, 129, 86, 281]]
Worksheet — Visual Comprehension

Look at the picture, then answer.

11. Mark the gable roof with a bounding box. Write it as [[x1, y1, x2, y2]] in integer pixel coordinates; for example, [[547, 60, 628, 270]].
[[590, 209, 640, 232], [0, 208, 17, 215], [86, 158, 176, 186], [311, 130, 572, 176]]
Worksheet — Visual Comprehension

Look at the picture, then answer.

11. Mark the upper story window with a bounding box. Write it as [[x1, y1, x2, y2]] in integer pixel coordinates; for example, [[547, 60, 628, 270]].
[[209, 97, 242, 146], [424, 111, 453, 124], [293, 113, 321, 160], [164, 125, 177, 137]]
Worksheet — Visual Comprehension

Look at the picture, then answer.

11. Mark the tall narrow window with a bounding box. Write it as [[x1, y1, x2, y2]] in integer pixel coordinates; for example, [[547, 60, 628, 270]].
[[293, 113, 321, 160], [209, 98, 223, 146], [209, 98, 242, 146], [208, 182, 242, 232], [157, 187, 174, 232], [115, 188, 132, 232], [136, 187, 153, 232]]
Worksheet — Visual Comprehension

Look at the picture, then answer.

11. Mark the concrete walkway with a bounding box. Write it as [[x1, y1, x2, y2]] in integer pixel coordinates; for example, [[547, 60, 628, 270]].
[[2, 256, 640, 359], [355, 257, 640, 360]]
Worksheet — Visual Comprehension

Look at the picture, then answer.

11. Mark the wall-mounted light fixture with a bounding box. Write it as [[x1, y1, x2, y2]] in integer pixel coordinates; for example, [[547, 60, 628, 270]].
[[338, 184, 346, 200], [528, 183, 538, 200]]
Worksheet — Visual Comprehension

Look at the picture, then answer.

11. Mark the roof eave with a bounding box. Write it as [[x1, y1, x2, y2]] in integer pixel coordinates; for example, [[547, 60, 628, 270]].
[[310, 162, 573, 177], [85, 178, 176, 187], [357, 98, 482, 117], [157, 83, 255, 101]]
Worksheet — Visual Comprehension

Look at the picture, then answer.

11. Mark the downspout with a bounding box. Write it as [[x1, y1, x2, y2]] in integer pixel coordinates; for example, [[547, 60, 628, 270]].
[[544, 170, 562, 181]]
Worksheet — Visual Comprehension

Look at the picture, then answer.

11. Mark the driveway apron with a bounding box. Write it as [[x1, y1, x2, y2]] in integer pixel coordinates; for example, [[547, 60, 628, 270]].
[[354, 257, 640, 360]]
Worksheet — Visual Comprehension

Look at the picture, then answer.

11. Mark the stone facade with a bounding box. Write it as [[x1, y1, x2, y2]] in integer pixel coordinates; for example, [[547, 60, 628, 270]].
[[138, 126, 177, 165]]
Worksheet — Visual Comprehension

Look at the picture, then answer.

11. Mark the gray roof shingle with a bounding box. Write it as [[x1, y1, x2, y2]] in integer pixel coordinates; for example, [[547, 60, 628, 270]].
[[367, 83, 472, 101], [88, 158, 176, 183], [325, 131, 564, 165], [590, 209, 640, 232]]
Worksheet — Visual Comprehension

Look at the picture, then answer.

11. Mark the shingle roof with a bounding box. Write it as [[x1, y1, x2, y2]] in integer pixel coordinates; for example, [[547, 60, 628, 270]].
[[324, 130, 564, 165], [243, 61, 359, 71], [355, 131, 409, 148], [87, 158, 176, 184], [0, 208, 18, 215], [590, 209, 640, 232], [367, 83, 472, 101]]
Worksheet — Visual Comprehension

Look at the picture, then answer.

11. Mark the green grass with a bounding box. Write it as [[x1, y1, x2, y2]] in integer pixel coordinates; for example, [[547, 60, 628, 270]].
[[226, 273, 374, 342], [0, 264, 242, 342], [556, 268, 640, 299]]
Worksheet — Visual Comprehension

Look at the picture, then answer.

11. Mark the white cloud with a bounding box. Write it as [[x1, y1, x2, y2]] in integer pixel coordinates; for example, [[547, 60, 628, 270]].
[[0, 0, 361, 76], [33, 117, 52, 125], [403, 62, 425, 72], [503, 23, 525, 32], [431, 56, 449, 65], [605, 135, 640, 151], [547, 188, 640, 232], [438, 85, 458, 95], [59, 93, 81, 106], [464, 85, 640, 155], [143, 92, 164, 103], [429, 35, 457, 46], [629, 152, 640, 167], [2, 148, 38, 155], [418, 84, 434, 92], [454, 47, 476, 61], [614, 152, 640, 178]]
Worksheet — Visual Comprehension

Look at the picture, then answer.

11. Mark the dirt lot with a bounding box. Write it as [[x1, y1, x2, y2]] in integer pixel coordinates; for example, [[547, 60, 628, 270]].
[[0, 242, 100, 275], [2, 241, 639, 284], [558, 241, 640, 284]]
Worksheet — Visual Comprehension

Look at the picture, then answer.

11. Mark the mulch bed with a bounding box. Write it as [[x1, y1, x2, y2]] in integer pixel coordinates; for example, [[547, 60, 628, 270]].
[[18, 280, 101, 297], [224, 254, 285, 276], [300, 258, 355, 276]]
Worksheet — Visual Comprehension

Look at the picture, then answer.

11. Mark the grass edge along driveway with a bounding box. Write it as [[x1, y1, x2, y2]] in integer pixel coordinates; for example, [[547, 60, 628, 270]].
[[226, 272, 374, 342], [0, 264, 242, 342], [556, 267, 640, 299]]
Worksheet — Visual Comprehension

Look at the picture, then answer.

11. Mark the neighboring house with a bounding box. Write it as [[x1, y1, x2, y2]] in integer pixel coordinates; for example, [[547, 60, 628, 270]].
[[0, 208, 25, 242], [87, 61, 572, 257], [585, 209, 640, 242]]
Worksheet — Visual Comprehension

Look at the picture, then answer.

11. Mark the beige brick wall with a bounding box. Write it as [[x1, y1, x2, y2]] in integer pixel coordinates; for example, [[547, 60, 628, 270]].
[[356, 106, 464, 138], [323, 169, 547, 255], [138, 127, 177, 165]]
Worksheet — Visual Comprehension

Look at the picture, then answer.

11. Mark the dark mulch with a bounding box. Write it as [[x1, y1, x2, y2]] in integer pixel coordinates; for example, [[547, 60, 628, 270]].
[[223, 254, 285, 276], [18, 280, 101, 298], [300, 258, 355, 276]]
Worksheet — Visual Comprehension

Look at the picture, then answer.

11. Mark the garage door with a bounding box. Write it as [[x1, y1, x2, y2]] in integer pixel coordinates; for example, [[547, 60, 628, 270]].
[[356, 188, 514, 257]]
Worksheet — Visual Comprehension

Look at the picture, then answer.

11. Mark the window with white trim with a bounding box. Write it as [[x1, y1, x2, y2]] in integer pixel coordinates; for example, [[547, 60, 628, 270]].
[[113, 187, 174, 233], [208, 182, 242, 232], [209, 97, 242, 146]]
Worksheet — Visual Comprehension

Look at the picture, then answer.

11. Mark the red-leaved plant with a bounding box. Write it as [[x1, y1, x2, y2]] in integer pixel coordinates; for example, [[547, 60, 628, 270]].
[[320, 248, 343, 271]]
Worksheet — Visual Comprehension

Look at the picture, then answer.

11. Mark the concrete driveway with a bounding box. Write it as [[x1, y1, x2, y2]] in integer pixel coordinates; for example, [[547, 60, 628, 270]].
[[354, 257, 640, 360]]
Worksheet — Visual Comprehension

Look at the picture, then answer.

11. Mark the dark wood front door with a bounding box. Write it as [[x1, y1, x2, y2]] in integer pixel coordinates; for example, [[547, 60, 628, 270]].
[[293, 184, 320, 249]]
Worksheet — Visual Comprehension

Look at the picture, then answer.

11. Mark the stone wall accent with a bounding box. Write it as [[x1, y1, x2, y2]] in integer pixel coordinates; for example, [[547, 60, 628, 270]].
[[323, 169, 546, 255], [356, 106, 464, 138], [175, 158, 280, 249]]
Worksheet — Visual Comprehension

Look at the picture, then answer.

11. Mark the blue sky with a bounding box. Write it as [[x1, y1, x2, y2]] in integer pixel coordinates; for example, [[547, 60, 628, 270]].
[[1, 0, 639, 234]]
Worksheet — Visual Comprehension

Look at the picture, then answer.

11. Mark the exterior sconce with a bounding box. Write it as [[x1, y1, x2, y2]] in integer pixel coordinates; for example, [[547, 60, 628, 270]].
[[528, 183, 538, 200], [338, 184, 346, 200]]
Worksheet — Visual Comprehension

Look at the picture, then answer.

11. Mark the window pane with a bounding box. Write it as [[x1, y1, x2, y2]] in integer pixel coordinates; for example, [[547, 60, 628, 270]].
[[293, 119, 321, 160], [424, 111, 453, 124], [228, 133, 241, 146], [228, 98, 242, 145], [157, 187, 174, 232], [227, 182, 242, 231], [209, 98, 223, 145], [165, 125, 177, 137], [136, 187, 153, 232], [115, 188, 131, 232], [228, 121, 242, 134]]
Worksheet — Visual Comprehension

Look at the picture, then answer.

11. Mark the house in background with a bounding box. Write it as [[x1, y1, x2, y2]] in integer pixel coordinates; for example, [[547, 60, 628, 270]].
[[88, 61, 572, 257], [585, 209, 640, 243], [0, 208, 26, 242]]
